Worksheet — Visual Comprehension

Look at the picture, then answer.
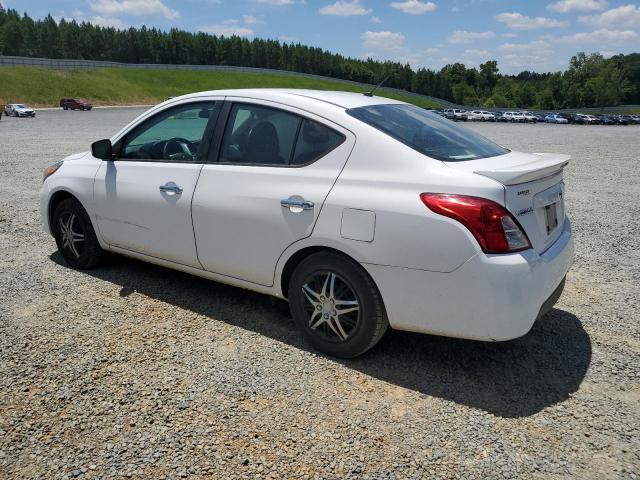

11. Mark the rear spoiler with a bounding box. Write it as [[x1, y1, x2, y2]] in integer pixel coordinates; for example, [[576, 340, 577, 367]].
[[474, 153, 570, 185]]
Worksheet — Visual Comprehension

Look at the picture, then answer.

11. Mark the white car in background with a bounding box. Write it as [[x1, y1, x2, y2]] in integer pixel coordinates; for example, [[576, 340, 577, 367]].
[[443, 108, 468, 121], [468, 110, 496, 122], [502, 111, 527, 123], [40, 89, 573, 358], [521, 111, 538, 123], [4, 103, 36, 117]]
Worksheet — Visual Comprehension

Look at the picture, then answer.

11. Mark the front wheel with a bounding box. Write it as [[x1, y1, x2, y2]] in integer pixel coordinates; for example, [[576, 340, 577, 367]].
[[289, 252, 388, 358], [52, 198, 104, 269]]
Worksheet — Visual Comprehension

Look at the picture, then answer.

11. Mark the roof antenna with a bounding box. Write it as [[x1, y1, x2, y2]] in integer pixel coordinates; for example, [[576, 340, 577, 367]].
[[364, 72, 392, 97]]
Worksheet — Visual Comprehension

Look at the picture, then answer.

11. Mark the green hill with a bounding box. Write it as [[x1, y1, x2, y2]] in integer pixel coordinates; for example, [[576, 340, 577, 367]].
[[0, 67, 442, 109]]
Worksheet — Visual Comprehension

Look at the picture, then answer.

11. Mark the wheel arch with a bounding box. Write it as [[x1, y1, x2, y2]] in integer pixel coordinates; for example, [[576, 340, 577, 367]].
[[48, 189, 102, 245], [278, 244, 379, 301]]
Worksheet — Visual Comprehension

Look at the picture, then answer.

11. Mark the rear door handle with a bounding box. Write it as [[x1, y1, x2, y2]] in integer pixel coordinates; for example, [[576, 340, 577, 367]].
[[159, 182, 183, 195], [281, 195, 314, 212]]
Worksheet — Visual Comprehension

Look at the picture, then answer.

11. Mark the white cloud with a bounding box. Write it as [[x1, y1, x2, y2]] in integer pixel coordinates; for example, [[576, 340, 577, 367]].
[[447, 30, 495, 44], [87, 15, 129, 28], [256, 0, 298, 5], [371, 15, 381, 23], [425, 47, 439, 54], [502, 32, 517, 38], [555, 28, 638, 45], [547, 0, 607, 13], [89, 0, 179, 19], [499, 40, 553, 55], [197, 24, 254, 36], [242, 15, 264, 24], [319, 0, 371, 15], [579, 5, 640, 29], [62, 9, 129, 28], [464, 49, 490, 56], [361, 30, 405, 49], [389, 0, 436, 15], [495, 12, 566, 30]]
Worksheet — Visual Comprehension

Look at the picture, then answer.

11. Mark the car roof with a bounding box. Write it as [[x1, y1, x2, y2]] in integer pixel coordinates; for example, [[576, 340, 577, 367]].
[[179, 88, 406, 110]]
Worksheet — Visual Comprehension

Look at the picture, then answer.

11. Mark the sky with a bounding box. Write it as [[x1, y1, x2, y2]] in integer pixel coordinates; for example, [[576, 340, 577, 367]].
[[4, 0, 640, 74]]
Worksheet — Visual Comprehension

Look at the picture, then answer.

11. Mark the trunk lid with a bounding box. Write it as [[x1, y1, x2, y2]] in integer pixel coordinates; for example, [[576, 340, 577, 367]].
[[445, 151, 570, 253]]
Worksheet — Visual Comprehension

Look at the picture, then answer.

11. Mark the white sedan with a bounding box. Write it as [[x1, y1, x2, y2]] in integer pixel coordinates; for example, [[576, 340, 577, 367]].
[[40, 89, 573, 358], [468, 110, 496, 122], [4, 103, 36, 117], [502, 111, 527, 123]]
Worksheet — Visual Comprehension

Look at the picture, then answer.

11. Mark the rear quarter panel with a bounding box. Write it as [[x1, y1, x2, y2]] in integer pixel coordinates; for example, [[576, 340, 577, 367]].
[[309, 123, 506, 273]]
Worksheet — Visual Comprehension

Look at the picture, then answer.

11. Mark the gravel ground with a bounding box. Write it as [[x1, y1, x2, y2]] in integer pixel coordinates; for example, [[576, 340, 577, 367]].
[[1, 109, 639, 479]]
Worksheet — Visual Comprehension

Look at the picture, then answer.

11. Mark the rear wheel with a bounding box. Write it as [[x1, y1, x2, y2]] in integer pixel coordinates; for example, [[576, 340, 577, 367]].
[[289, 252, 388, 358], [52, 198, 103, 269]]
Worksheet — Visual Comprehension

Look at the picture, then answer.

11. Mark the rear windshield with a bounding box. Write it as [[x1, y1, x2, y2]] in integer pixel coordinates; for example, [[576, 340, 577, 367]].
[[347, 104, 509, 161]]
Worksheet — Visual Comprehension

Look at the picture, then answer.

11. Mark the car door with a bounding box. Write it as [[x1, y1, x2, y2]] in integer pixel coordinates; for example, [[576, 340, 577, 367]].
[[192, 99, 354, 286], [93, 100, 221, 268]]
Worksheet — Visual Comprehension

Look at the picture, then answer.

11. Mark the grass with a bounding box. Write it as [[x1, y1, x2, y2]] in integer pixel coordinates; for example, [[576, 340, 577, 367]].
[[0, 66, 442, 109]]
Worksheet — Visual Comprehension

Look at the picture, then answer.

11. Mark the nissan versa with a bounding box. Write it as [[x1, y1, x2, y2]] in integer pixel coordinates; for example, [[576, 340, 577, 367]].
[[40, 89, 574, 358]]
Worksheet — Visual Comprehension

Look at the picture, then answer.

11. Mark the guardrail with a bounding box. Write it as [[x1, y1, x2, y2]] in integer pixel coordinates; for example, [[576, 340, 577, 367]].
[[0, 55, 457, 107]]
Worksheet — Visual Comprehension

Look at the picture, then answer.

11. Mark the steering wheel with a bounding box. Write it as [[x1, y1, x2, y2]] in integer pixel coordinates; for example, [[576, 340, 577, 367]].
[[163, 137, 194, 160]]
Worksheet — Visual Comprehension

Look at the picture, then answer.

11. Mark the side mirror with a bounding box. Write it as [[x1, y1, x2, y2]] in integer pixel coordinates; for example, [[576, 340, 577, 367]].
[[91, 139, 113, 160]]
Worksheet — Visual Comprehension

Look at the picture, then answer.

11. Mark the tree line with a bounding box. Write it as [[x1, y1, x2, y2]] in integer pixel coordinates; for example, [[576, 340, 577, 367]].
[[1, 7, 638, 108]]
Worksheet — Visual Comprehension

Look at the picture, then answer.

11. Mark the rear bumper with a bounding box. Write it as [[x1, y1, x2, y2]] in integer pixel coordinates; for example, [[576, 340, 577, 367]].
[[364, 218, 574, 342]]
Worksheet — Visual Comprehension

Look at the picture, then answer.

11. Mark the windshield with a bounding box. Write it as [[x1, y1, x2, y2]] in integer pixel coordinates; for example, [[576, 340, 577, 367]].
[[15, 104, 26, 108], [347, 104, 509, 162]]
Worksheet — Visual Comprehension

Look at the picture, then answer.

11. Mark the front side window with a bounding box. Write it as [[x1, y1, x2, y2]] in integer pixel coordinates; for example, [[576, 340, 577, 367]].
[[347, 103, 509, 162], [218, 104, 345, 166], [121, 102, 216, 161]]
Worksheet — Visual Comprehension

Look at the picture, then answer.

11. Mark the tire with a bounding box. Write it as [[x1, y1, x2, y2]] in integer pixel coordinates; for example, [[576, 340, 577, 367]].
[[52, 198, 103, 269], [288, 252, 388, 358], [63, 105, 68, 110]]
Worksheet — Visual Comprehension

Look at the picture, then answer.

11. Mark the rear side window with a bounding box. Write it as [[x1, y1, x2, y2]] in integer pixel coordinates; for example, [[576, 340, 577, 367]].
[[347, 104, 509, 162], [291, 119, 345, 165], [219, 103, 344, 166]]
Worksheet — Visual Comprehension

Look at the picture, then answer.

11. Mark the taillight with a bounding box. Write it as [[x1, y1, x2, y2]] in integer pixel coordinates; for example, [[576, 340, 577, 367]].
[[420, 193, 531, 254]]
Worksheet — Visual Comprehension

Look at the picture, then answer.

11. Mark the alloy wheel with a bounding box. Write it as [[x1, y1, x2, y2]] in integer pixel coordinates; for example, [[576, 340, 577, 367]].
[[58, 212, 85, 259], [301, 271, 360, 342]]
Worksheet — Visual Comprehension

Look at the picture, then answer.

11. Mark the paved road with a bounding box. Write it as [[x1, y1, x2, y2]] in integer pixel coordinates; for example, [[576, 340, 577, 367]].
[[1, 109, 639, 479]]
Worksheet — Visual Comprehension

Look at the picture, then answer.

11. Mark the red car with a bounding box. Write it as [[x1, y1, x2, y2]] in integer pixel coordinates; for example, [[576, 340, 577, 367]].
[[60, 98, 93, 111]]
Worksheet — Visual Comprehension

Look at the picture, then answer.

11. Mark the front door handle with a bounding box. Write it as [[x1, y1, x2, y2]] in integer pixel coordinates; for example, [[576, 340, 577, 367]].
[[159, 182, 183, 195], [281, 195, 314, 212]]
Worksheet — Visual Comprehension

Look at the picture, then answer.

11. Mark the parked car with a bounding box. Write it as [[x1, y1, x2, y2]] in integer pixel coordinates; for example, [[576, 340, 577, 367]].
[[618, 114, 637, 125], [503, 111, 526, 123], [629, 115, 640, 124], [4, 103, 36, 117], [596, 115, 616, 125], [60, 98, 93, 111], [41, 89, 573, 358], [494, 112, 508, 122], [468, 110, 496, 121], [521, 111, 538, 123], [443, 108, 468, 121], [611, 115, 629, 125], [555, 113, 572, 123], [545, 113, 568, 124]]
